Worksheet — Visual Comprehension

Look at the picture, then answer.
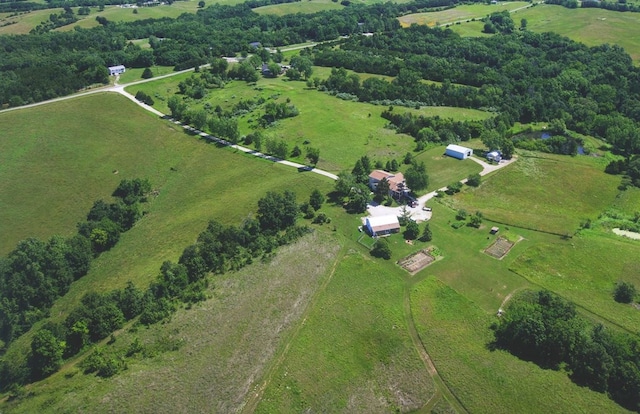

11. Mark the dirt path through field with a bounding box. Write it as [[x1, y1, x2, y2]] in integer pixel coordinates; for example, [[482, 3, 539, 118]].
[[403, 285, 468, 413], [239, 247, 346, 414]]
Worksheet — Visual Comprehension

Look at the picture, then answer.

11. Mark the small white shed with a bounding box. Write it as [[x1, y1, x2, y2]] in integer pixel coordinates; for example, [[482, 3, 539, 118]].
[[445, 144, 473, 160], [108, 65, 126, 76]]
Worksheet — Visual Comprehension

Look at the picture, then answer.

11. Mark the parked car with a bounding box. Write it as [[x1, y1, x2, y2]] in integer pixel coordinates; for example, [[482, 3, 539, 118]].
[[422, 206, 432, 212]]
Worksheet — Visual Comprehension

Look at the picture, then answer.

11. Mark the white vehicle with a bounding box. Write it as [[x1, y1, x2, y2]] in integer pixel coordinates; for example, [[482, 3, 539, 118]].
[[422, 206, 432, 212]]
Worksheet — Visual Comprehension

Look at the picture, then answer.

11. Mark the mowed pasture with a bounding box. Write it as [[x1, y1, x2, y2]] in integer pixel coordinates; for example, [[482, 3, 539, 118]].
[[398, 2, 529, 27], [510, 230, 640, 334], [3, 232, 342, 413], [127, 69, 490, 172], [449, 152, 620, 235], [256, 250, 436, 413], [410, 277, 630, 414], [0, 91, 334, 292], [444, 4, 640, 63]]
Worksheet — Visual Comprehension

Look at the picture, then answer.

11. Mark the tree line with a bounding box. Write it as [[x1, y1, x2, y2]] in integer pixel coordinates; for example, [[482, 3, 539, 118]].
[[0, 188, 321, 391], [0, 0, 481, 107], [309, 24, 640, 163], [492, 290, 640, 411], [0, 178, 151, 350]]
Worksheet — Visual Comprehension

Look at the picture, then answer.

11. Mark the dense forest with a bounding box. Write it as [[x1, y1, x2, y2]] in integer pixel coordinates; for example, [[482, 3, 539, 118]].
[[3, 1, 640, 164]]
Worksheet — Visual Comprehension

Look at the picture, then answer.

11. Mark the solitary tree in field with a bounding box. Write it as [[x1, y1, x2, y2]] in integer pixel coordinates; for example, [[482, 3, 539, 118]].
[[309, 189, 325, 211], [306, 147, 320, 165], [467, 173, 481, 187], [614, 282, 636, 303]]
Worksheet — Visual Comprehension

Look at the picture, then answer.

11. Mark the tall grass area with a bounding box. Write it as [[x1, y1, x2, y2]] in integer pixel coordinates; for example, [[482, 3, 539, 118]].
[[3, 232, 342, 413], [256, 249, 435, 413], [450, 153, 620, 235], [410, 277, 630, 413]]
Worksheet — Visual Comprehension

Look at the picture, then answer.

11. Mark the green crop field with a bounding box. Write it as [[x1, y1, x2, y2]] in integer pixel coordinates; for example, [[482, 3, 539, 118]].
[[127, 68, 491, 173], [398, 2, 529, 27], [448, 152, 621, 235]]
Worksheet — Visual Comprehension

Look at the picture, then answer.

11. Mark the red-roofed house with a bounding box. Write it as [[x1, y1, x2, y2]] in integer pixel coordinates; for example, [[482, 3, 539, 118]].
[[368, 170, 409, 199]]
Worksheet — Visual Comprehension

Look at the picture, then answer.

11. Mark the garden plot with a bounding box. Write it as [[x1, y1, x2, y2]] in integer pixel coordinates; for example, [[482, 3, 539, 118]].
[[484, 237, 518, 259], [398, 247, 438, 274]]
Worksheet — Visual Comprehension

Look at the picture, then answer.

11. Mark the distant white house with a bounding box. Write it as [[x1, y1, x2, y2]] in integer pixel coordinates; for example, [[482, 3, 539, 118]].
[[108, 65, 126, 76], [445, 144, 473, 160], [365, 215, 400, 237]]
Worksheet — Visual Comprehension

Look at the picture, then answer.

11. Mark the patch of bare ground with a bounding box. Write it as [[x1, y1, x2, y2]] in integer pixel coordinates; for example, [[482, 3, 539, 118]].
[[398, 247, 437, 275], [93, 231, 340, 413], [484, 236, 521, 260]]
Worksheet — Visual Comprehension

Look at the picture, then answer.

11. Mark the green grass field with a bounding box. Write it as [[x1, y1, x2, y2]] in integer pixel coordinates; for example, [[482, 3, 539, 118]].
[[398, 2, 529, 27], [254, 0, 343, 16], [2, 78, 639, 414], [510, 229, 640, 334], [116, 65, 176, 84], [444, 4, 640, 63], [413, 145, 483, 192], [256, 249, 436, 412], [410, 277, 630, 414], [449, 152, 621, 235], [127, 68, 491, 173], [2, 231, 342, 413]]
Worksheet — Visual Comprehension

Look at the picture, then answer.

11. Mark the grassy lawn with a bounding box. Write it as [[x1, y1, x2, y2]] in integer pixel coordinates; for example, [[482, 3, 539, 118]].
[[0, 91, 334, 289], [256, 249, 435, 413], [517, 4, 640, 63], [254, 0, 343, 16], [449, 152, 621, 235], [117, 65, 176, 84], [410, 277, 630, 413], [398, 2, 530, 27], [3, 231, 342, 413], [448, 5, 640, 63], [413, 145, 483, 192], [127, 69, 493, 173]]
